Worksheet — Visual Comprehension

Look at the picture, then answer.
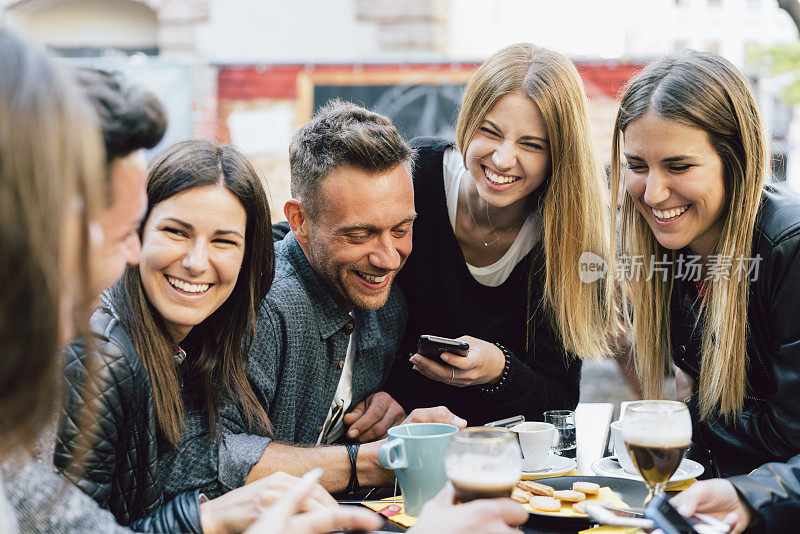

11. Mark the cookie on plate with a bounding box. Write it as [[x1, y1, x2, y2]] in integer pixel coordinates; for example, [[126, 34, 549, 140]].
[[529, 495, 561, 512], [572, 481, 600, 495], [553, 489, 586, 503], [518, 480, 555, 497], [511, 488, 532, 504]]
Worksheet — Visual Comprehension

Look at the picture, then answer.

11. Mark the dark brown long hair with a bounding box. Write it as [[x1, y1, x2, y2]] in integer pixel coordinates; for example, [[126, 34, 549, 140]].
[[0, 25, 104, 457], [110, 140, 273, 446]]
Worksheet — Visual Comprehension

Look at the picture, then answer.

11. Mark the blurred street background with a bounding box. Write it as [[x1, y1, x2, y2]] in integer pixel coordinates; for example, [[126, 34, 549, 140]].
[[4, 0, 799, 411]]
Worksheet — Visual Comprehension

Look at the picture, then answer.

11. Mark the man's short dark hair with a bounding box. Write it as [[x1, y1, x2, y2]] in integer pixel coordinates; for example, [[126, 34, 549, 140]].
[[76, 68, 167, 164], [289, 99, 414, 218]]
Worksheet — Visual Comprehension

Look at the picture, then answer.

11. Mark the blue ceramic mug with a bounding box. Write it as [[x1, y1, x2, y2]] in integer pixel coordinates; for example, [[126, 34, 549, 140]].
[[379, 423, 459, 516]]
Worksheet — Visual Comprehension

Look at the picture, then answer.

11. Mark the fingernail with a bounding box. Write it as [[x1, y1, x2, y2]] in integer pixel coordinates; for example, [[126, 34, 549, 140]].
[[677, 504, 691, 516], [455, 417, 467, 426], [349, 429, 359, 438], [409, 355, 417, 363], [303, 467, 323, 481]]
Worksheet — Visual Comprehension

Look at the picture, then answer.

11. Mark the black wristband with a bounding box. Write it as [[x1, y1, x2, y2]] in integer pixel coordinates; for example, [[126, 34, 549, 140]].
[[345, 443, 360, 495], [478, 343, 512, 394]]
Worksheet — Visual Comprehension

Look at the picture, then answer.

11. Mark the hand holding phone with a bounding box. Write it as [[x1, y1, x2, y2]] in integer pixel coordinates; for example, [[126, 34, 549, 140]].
[[417, 335, 470, 363], [645, 494, 730, 534]]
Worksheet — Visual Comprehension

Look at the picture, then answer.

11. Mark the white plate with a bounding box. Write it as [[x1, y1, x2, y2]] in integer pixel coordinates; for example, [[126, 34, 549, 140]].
[[591, 456, 704, 488], [520, 455, 577, 479]]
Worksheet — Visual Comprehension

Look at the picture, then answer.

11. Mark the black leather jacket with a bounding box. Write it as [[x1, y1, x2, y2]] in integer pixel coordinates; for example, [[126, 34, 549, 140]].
[[54, 304, 202, 533], [671, 186, 800, 478], [730, 454, 800, 533]]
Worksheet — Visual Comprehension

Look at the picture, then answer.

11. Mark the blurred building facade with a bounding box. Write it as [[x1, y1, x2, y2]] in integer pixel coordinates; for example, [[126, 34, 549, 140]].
[[2, 0, 799, 210]]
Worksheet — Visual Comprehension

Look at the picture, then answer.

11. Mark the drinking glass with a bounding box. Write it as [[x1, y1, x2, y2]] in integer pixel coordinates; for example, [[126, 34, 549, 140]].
[[621, 400, 691, 502], [444, 427, 521, 503], [543, 409, 576, 458]]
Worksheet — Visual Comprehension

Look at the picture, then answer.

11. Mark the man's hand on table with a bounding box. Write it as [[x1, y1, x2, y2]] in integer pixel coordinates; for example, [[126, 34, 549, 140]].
[[409, 483, 527, 534], [344, 391, 406, 442], [357, 405, 467, 487], [402, 406, 467, 428], [345, 400, 467, 445], [670, 479, 752, 534]]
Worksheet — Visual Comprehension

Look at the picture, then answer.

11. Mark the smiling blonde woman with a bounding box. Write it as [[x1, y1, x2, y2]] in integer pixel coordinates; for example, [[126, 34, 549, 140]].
[[612, 50, 800, 478], [388, 43, 615, 425]]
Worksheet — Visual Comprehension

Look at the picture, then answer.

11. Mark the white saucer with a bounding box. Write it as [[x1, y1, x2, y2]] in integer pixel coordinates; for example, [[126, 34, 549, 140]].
[[520, 455, 577, 479], [591, 456, 704, 487]]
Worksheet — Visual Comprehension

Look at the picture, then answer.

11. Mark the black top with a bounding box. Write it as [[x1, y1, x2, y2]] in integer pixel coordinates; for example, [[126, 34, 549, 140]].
[[386, 137, 580, 425], [54, 304, 202, 532], [672, 185, 800, 477]]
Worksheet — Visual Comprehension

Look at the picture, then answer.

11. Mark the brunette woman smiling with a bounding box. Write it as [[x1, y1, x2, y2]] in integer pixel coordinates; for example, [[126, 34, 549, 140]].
[[55, 140, 336, 532]]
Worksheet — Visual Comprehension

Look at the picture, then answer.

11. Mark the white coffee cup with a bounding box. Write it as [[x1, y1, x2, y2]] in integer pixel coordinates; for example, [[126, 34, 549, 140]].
[[511, 422, 555, 471], [609, 420, 638, 475]]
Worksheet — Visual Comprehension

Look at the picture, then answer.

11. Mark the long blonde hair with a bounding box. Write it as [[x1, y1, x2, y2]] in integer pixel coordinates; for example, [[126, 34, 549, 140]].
[[611, 51, 767, 420], [456, 43, 614, 360]]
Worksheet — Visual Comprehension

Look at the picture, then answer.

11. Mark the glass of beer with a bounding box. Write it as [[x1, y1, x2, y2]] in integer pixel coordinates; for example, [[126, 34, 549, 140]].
[[444, 427, 521, 503], [622, 400, 691, 502]]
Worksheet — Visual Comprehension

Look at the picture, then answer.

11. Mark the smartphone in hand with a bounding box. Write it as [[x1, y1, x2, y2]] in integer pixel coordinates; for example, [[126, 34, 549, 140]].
[[417, 335, 470, 363], [645, 494, 730, 534]]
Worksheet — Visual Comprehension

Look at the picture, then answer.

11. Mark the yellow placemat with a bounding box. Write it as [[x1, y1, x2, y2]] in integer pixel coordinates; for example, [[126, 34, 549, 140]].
[[522, 468, 582, 480], [361, 498, 417, 528]]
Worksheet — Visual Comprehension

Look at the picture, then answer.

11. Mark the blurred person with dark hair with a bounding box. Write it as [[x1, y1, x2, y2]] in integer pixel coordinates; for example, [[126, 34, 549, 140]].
[[74, 68, 167, 296]]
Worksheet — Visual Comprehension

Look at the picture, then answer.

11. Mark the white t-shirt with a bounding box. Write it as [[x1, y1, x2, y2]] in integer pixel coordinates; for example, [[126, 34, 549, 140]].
[[442, 148, 541, 287], [317, 313, 356, 445]]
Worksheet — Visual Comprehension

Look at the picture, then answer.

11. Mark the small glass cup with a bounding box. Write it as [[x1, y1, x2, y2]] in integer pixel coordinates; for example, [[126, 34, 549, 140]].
[[444, 427, 521, 503], [543, 409, 576, 458]]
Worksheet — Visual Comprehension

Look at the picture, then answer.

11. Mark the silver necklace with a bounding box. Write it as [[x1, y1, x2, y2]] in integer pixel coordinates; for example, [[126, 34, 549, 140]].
[[463, 192, 502, 247]]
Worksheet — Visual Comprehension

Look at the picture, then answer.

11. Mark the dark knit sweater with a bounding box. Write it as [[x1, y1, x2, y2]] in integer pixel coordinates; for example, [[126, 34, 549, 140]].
[[386, 137, 580, 425]]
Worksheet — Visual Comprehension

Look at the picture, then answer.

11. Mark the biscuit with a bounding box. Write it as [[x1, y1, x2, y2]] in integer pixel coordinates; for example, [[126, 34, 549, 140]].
[[518, 480, 555, 497], [572, 481, 600, 495], [511, 488, 532, 504], [553, 489, 586, 503], [529, 495, 561, 512]]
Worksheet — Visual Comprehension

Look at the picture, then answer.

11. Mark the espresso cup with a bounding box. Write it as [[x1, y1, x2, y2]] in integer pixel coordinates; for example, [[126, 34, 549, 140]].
[[609, 420, 639, 474], [378, 423, 459, 516], [510, 422, 555, 471]]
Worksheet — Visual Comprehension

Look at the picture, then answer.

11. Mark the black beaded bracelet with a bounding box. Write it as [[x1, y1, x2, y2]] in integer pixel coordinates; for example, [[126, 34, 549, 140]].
[[345, 443, 360, 495], [478, 343, 512, 394]]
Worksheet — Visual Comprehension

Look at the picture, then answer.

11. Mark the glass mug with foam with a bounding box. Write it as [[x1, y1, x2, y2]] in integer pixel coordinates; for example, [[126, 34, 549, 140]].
[[379, 423, 459, 516], [510, 421, 555, 472], [444, 427, 521, 504]]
